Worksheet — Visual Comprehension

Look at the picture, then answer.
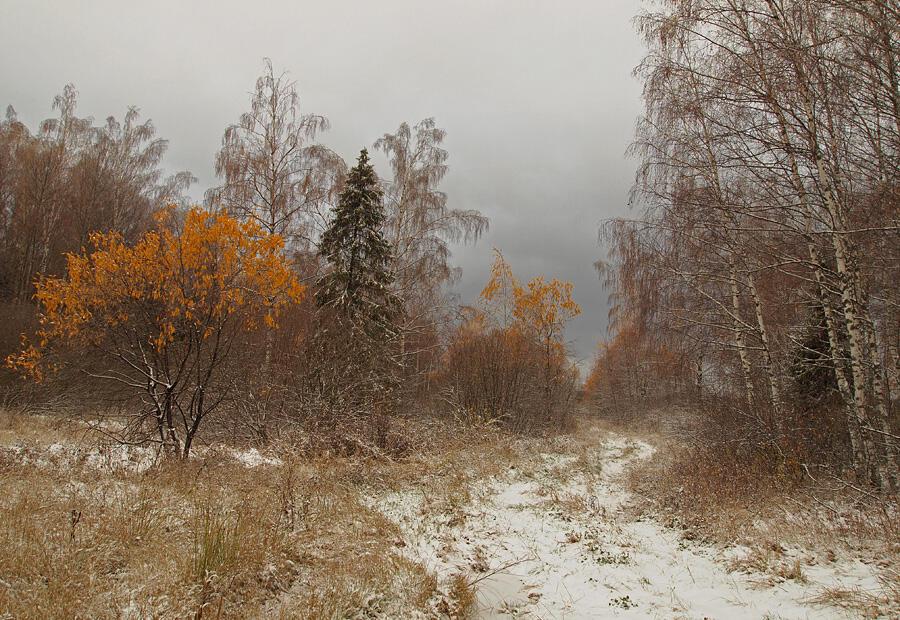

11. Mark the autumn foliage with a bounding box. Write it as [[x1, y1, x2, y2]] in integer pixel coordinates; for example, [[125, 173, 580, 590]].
[[6, 207, 304, 457], [583, 320, 694, 415], [437, 251, 580, 430]]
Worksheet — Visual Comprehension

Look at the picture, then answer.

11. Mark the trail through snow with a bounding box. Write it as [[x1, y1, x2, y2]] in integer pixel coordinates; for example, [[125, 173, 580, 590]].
[[376, 433, 885, 619]]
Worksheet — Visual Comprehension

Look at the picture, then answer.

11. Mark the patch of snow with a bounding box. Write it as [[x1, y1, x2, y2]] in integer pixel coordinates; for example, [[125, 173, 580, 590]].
[[2, 440, 157, 473], [2, 440, 283, 472], [226, 447, 282, 468], [84, 443, 158, 472], [373, 432, 889, 619]]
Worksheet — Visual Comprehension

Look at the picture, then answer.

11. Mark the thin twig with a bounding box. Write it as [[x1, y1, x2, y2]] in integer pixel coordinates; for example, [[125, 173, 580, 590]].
[[466, 556, 533, 587]]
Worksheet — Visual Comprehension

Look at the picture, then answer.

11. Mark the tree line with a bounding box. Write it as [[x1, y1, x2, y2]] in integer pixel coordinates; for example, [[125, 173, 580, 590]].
[[587, 0, 898, 489], [2, 60, 581, 455]]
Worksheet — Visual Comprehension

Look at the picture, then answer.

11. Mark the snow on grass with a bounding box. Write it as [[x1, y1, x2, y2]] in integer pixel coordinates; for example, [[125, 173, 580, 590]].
[[225, 446, 282, 468], [1, 440, 159, 473], [1, 438, 282, 472], [373, 432, 890, 619]]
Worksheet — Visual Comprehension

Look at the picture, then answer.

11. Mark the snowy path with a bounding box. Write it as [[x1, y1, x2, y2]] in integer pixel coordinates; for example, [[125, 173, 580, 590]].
[[376, 433, 886, 619]]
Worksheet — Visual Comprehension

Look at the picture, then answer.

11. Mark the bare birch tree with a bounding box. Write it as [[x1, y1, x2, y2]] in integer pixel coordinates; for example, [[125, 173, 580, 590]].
[[374, 119, 488, 381], [597, 0, 898, 488], [206, 58, 344, 253]]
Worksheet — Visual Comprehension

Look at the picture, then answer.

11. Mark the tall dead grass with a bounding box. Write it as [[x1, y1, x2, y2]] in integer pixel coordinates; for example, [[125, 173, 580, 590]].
[[0, 409, 528, 618]]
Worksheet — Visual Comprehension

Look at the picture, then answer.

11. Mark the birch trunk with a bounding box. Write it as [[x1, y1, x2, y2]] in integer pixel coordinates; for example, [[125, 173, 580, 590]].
[[729, 260, 755, 411], [748, 0, 876, 475], [815, 157, 890, 488], [811, 249, 863, 464], [747, 272, 782, 423]]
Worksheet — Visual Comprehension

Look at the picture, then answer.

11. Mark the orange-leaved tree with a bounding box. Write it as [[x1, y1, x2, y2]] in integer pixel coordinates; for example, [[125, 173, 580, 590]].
[[438, 250, 580, 430], [482, 250, 581, 422], [6, 207, 304, 458], [511, 274, 580, 421], [481, 250, 581, 336]]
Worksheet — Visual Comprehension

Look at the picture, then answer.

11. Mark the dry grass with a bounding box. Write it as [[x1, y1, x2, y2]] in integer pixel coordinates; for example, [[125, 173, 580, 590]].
[[0, 409, 535, 619], [725, 545, 807, 585], [0, 450, 302, 618], [623, 429, 900, 616], [627, 436, 899, 546], [444, 573, 477, 618], [805, 585, 893, 619], [12, 404, 893, 617]]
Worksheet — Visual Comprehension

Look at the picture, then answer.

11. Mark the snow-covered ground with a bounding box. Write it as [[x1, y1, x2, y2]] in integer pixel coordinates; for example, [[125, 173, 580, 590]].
[[375, 433, 888, 619], [1, 439, 282, 472]]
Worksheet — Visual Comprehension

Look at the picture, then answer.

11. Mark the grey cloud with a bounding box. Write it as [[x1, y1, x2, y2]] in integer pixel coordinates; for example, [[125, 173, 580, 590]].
[[0, 0, 646, 367]]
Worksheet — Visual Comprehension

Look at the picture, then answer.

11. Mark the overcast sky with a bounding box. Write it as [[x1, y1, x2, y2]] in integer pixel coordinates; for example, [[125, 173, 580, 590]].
[[0, 0, 645, 367]]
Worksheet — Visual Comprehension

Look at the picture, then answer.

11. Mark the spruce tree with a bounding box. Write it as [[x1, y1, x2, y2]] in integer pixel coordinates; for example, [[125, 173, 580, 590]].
[[317, 148, 400, 337]]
